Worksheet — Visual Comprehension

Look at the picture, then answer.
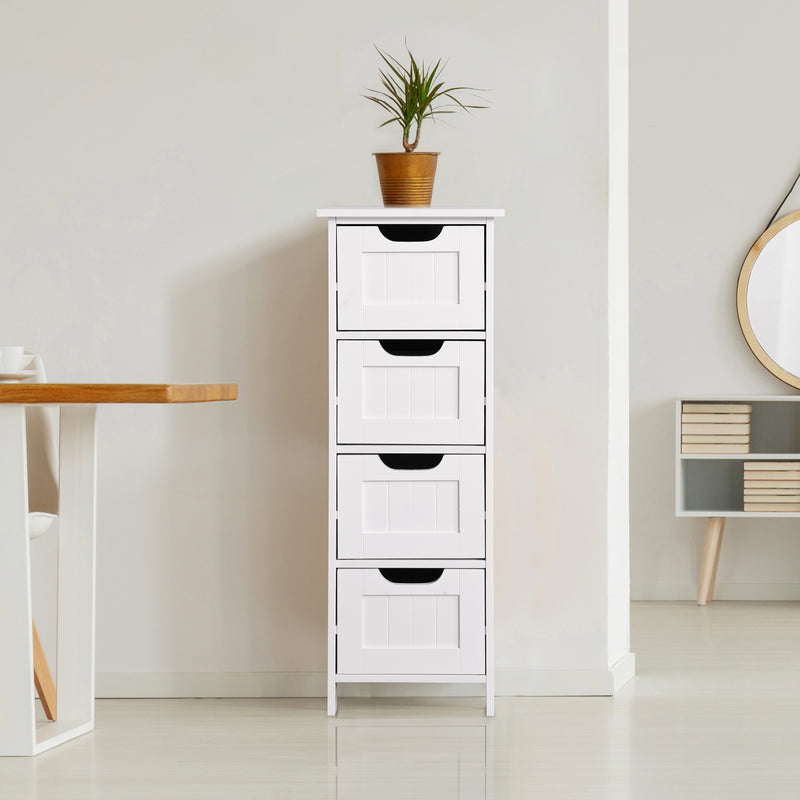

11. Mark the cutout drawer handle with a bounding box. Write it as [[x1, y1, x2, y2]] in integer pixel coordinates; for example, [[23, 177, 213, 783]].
[[379, 568, 445, 584], [377, 224, 444, 242], [379, 454, 444, 470], [379, 340, 444, 357]]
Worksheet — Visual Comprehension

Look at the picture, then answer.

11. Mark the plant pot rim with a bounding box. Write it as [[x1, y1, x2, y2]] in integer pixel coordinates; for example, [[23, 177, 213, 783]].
[[373, 152, 440, 156]]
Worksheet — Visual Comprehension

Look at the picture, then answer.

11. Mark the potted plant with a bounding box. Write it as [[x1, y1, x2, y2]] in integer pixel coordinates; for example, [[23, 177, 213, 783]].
[[364, 45, 487, 206]]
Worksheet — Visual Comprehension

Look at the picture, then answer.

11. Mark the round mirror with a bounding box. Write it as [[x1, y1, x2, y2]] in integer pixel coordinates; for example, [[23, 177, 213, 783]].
[[738, 209, 800, 389]]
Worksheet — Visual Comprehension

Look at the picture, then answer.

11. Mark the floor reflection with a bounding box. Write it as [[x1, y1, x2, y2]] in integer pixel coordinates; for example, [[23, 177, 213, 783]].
[[331, 715, 490, 799]]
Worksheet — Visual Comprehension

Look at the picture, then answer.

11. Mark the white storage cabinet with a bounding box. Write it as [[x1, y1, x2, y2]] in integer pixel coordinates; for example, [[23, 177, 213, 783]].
[[319, 207, 503, 716]]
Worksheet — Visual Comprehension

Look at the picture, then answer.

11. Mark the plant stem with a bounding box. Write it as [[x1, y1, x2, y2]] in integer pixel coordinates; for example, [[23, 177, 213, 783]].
[[402, 122, 421, 153]]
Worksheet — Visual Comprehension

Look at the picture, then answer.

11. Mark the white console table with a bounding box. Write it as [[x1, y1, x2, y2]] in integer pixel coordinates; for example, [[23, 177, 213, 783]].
[[676, 396, 800, 605], [0, 383, 237, 756]]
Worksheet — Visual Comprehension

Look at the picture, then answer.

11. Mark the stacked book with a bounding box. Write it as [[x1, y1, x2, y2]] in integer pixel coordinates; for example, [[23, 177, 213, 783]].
[[681, 403, 752, 454], [744, 462, 800, 512]]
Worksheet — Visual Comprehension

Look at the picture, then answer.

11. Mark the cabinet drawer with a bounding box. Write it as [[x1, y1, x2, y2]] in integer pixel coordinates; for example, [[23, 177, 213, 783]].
[[336, 568, 485, 675], [337, 340, 485, 445], [337, 225, 485, 330], [337, 454, 485, 559]]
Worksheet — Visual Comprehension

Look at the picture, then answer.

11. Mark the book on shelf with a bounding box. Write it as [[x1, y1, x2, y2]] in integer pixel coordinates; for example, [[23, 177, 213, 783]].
[[744, 479, 800, 488], [743, 471, 800, 481], [681, 423, 750, 435], [744, 487, 800, 495], [744, 462, 800, 470], [681, 413, 751, 423], [742, 494, 800, 502], [744, 503, 800, 512], [682, 403, 753, 414], [682, 435, 750, 444], [681, 444, 750, 454]]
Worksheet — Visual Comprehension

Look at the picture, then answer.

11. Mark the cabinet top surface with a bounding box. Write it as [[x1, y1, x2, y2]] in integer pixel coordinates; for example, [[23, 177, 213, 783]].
[[317, 207, 504, 219]]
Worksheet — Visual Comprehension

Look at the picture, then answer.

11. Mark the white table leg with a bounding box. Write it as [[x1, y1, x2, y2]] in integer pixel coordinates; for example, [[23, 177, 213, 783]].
[[56, 405, 98, 732], [0, 406, 36, 756]]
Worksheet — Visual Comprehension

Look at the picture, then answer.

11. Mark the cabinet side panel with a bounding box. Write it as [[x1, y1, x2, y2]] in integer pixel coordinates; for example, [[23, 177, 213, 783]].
[[327, 218, 338, 713]]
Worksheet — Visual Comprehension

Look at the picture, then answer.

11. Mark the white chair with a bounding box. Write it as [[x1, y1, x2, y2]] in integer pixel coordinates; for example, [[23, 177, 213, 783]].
[[23, 352, 58, 721]]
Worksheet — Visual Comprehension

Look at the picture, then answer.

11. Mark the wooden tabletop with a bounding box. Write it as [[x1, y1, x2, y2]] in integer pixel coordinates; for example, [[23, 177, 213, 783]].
[[0, 383, 238, 404]]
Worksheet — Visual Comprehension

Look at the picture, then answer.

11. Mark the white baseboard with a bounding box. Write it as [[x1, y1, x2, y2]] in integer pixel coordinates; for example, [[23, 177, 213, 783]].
[[96, 661, 637, 699], [498, 653, 635, 697], [631, 582, 800, 601], [95, 672, 487, 699], [610, 652, 636, 693], [631, 582, 695, 601], [95, 671, 324, 699]]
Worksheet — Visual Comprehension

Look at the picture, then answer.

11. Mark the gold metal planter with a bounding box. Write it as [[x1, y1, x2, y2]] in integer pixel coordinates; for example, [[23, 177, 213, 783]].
[[374, 152, 439, 206]]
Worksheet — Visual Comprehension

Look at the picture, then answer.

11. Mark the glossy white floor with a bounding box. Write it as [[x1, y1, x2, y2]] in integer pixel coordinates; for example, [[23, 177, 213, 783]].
[[3, 602, 800, 798]]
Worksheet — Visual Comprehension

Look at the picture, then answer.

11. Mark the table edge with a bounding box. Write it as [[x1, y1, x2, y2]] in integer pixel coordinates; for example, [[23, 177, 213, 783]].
[[0, 383, 239, 404]]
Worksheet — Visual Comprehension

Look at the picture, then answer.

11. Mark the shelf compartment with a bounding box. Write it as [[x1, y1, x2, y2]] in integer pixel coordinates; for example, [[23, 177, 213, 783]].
[[678, 399, 800, 454], [747, 401, 800, 452], [680, 459, 743, 513]]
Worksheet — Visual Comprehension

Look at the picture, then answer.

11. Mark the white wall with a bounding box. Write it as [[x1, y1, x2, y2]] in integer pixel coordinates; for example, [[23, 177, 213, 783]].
[[2, 0, 630, 694], [631, 1, 800, 599], [607, 0, 631, 675]]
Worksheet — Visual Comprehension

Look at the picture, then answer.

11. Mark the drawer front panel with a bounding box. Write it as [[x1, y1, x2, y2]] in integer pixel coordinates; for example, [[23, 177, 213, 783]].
[[337, 225, 485, 330], [337, 454, 485, 559], [337, 340, 485, 444], [336, 568, 485, 675]]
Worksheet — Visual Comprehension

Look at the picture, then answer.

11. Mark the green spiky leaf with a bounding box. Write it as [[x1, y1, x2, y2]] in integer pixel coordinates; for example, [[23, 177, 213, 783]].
[[363, 43, 489, 152]]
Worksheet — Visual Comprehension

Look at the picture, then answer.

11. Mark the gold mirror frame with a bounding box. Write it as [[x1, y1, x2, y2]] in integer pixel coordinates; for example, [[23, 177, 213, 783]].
[[737, 208, 800, 390]]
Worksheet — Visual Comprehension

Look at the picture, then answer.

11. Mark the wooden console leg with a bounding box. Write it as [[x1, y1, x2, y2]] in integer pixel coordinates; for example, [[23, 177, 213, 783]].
[[697, 517, 725, 606], [32, 620, 57, 721]]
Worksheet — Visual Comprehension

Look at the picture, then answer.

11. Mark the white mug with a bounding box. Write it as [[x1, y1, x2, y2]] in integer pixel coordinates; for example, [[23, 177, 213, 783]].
[[0, 346, 25, 373]]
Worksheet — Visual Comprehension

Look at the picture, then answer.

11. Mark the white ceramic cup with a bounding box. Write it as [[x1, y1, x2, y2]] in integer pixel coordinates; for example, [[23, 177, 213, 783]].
[[0, 346, 25, 373]]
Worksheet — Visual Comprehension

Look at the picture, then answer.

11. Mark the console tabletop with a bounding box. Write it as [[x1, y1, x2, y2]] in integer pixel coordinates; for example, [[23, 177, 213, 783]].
[[0, 383, 237, 404]]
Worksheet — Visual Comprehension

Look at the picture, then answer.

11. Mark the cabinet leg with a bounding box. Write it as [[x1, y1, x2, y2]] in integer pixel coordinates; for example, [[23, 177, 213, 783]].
[[327, 678, 337, 716], [697, 517, 725, 606]]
